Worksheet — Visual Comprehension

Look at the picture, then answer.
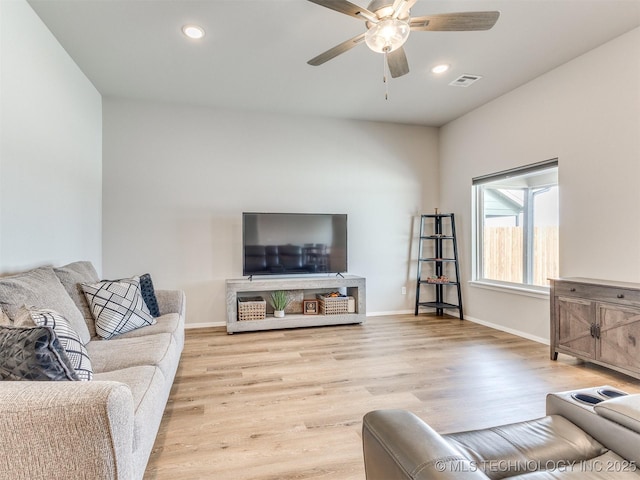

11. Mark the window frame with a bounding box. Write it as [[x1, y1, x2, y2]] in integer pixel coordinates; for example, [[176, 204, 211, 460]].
[[471, 159, 559, 294]]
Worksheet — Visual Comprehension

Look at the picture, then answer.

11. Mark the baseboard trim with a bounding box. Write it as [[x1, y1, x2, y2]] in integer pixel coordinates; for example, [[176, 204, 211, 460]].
[[185, 321, 225, 329], [463, 314, 549, 346], [185, 313, 550, 346], [366, 309, 414, 317]]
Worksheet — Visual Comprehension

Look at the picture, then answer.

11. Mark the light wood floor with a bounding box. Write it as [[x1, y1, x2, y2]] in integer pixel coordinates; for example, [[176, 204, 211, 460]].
[[144, 314, 640, 480]]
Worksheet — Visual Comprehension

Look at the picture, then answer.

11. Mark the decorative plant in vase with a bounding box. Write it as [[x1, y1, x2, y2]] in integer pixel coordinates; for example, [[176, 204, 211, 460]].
[[270, 291, 290, 318]]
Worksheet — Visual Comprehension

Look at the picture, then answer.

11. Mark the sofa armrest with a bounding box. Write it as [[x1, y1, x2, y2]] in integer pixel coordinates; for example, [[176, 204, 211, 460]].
[[0, 381, 134, 479], [155, 289, 186, 317], [547, 389, 640, 465], [363, 410, 490, 480]]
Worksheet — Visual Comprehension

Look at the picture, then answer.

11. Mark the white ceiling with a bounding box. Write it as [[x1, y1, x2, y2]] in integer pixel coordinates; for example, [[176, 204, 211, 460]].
[[28, 0, 640, 126]]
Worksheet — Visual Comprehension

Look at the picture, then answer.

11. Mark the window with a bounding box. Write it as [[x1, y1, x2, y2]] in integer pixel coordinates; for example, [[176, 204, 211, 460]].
[[473, 160, 558, 290]]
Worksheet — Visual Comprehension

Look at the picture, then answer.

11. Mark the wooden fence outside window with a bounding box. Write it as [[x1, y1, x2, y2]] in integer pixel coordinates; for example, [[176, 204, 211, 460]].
[[483, 226, 559, 286]]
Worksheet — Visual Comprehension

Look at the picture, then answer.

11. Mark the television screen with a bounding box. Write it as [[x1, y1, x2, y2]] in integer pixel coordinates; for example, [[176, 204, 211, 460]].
[[243, 213, 347, 276]]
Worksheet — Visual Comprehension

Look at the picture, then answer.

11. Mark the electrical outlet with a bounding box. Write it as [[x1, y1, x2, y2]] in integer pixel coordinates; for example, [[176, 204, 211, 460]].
[[401, 286, 407, 295]]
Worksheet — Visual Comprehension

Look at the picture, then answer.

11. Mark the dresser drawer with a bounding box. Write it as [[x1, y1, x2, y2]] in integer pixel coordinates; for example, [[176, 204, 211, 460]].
[[553, 280, 640, 306], [553, 281, 593, 298]]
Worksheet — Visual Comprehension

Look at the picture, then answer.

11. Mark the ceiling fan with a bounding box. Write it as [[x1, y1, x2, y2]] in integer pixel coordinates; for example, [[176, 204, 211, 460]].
[[307, 0, 500, 79]]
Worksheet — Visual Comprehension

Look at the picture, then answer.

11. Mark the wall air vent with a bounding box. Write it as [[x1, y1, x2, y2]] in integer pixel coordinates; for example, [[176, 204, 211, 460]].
[[449, 74, 482, 87]]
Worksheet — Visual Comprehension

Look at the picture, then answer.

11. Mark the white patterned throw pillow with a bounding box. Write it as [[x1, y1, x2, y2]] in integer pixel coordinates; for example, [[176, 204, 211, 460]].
[[19, 306, 93, 381], [82, 277, 156, 339]]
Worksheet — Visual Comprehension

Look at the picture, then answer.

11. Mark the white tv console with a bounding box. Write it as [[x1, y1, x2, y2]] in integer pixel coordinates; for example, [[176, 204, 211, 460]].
[[225, 275, 366, 333]]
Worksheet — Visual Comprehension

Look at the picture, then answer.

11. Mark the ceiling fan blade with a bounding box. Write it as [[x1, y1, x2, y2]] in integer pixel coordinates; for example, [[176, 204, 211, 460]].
[[307, 0, 377, 21], [307, 33, 366, 66], [392, 0, 418, 19], [410, 11, 500, 31], [387, 47, 410, 78]]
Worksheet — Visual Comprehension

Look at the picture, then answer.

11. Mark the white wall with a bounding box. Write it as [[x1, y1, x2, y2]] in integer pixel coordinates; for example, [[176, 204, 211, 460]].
[[0, 0, 102, 273], [439, 27, 640, 342], [102, 99, 439, 325]]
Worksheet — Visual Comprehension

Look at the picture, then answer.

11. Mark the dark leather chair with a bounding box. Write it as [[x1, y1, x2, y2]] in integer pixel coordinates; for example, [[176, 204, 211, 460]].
[[278, 245, 304, 271], [244, 245, 267, 273]]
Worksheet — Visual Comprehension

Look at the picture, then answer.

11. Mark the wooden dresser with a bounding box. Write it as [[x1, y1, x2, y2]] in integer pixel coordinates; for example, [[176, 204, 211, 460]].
[[550, 277, 640, 379]]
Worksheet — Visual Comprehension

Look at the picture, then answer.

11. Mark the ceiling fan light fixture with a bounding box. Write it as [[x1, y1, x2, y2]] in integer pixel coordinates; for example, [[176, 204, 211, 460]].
[[365, 18, 410, 53], [182, 24, 205, 40]]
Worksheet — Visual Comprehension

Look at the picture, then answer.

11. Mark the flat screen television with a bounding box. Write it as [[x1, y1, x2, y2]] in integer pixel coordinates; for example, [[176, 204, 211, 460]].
[[243, 212, 347, 276]]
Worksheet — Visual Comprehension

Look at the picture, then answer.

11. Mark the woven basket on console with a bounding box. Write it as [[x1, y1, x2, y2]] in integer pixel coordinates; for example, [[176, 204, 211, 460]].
[[237, 296, 266, 321], [316, 294, 349, 315]]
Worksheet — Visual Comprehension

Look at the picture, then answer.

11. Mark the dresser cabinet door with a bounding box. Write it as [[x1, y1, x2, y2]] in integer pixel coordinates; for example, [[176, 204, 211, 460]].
[[556, 296, 596, 359], [597, 304, 640, 375]]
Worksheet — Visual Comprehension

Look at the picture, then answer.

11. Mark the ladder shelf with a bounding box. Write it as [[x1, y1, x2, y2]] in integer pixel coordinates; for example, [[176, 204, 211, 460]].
[[415, 213, 464, 319]]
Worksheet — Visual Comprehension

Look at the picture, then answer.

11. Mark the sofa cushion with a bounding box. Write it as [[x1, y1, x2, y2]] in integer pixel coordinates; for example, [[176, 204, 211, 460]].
[[0, 266, 90, 344], [17, 307, 93, 381], [113, 312, 183, 342], [86, 332, 179, 381], [93, 365, 167, 455], [54, 261, 100, 338], [595, 394, 640, 434], [82, 277, 156, 339], [0, 325, 79, 381]]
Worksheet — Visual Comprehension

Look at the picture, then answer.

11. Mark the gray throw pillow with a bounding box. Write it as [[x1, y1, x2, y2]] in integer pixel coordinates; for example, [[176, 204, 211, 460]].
[[54, 261, 100, 338], [0, 266, 90, 344], [0, 325, 79, 381]]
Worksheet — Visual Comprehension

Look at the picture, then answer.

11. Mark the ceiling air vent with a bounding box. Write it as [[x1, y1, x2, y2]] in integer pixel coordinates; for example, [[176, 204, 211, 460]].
[[449, 74, 482, 87]]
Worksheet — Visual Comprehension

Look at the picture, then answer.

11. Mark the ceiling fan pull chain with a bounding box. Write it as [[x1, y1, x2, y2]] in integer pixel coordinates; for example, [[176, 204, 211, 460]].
[[383, 49, 389, 100]]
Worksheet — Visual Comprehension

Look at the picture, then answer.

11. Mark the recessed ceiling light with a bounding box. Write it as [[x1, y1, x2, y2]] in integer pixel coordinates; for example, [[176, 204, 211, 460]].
[[182, 25, 205, 40], [431, 64, 450, 74]]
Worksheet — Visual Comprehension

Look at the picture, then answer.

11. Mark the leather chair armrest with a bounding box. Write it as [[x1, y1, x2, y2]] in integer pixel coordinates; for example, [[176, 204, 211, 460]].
[[594, 394, 640, 434], [363, 410, 490, 480], [547, 389, 640, 465]]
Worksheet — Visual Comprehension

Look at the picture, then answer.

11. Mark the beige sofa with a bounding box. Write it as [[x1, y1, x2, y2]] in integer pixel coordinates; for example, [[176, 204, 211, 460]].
[[0, 261, 185, 479], [363, 386, 640, 479]]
